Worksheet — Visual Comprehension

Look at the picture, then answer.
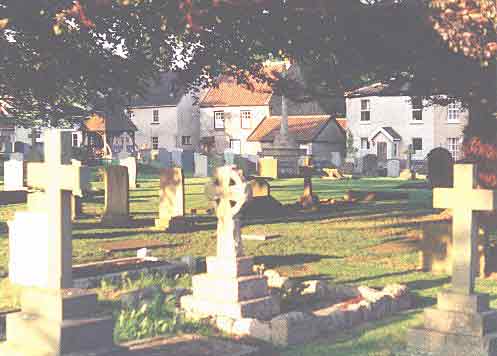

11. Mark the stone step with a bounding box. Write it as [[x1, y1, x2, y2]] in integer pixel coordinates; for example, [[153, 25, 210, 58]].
[[192, 274, 269, 303], [21, 288, 98, 321], [424, 308, 497, 337], [181, 294, 278, 321], [407, 327, 497, 356], [6, 312, 115, 354], [206, 256, 254, 277]]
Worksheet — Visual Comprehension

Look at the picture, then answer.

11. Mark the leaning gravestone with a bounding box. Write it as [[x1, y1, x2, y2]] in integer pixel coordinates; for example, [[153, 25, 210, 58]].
[[427, 147, 453, 188], [361, 154, 378, 176], [101, 166, 130, 226], [3, 154, 24, 191], [2, 129, 116, 355], [387, 159, 401, 177], [407, 164, 497, 356], [181, 166, 279, 320], [120, 156, 138, 189], [194, 153, 208, 178], [155, 168, 185, 230]]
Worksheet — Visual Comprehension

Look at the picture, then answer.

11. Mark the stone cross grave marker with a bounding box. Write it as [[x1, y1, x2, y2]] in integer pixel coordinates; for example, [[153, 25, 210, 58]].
[[207, 166, 250, 258], [24, 130, 89, 289], [433, 164, 495, 295]]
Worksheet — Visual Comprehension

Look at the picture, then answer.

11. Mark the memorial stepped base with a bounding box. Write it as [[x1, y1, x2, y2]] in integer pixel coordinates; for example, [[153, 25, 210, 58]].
[[181, 256, 279, 321], [0, 288, 116, 356], [407, 290, 497, 356]]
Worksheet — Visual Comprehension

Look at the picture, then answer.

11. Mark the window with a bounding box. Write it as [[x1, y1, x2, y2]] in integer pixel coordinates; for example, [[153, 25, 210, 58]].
[[447, 137, 461, 161], [411, 97, 423, 121], [214, 111, 225, 130], [182, 136, 192, 145], [448, 102, 461, 122], [412, 137, 423, 151], [152, 109, 159, 123], [360, 99, 371, 121], [241, 110, 252, 129], [360, 137, 370, 150], [151, 136, 159, 149], [72, 133, 79, 147], [393, 142, 399, 157], [230, 139, 241, 154]]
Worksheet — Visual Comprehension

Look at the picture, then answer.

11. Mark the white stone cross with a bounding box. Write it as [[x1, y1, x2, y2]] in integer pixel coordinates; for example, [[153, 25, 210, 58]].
[[207, 166, 250, 258], [433, 164, 496, 295], [25, 129, 89, 289]]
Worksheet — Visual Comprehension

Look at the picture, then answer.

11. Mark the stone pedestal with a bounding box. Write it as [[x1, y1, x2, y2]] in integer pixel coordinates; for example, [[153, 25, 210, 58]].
[[407, 290, 497, 355], [0, 288, 117, 355], [181, 256, 279, 321]]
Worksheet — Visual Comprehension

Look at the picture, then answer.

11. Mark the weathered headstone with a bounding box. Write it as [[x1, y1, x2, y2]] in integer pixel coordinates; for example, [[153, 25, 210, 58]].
[[101, 166, 130, 226], [387, 159, 401, 177], [299, 167, 319, 209], [427, 147, 454, 188], [194, 153, 208, 178], [3, 154, 24, 191], [182, 150, 195, 173], [224, 150, 235, 166], [70, 159, 91, 220], [258, 157, 278, 179], [171, 148, 183, 167], [120, 156, 138, 189], [155, 168, 185, 230], [156, 148, 172, 168], [361, 154, 378, 176], [181, 166, 279, 320], [2, 129, 116, 355], [407, 164, 497, 356]]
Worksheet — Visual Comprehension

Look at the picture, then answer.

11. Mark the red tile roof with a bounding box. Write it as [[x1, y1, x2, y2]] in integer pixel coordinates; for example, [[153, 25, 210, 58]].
[[248, 115, 333, 143], [336, 117, 347, 130], [200, 63, 287, 107]]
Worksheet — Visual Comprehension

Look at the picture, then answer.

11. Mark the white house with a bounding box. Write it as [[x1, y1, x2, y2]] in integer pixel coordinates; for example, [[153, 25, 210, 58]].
[[128, 72, 203, 151], [346, 77, 468, 165]]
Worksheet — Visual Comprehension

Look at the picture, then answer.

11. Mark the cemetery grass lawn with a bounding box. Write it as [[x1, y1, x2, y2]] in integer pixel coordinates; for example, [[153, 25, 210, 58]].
[[1, 171, 497, 355]]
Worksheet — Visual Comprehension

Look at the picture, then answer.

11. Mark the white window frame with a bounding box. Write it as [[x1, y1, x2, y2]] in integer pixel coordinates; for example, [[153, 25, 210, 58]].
[[447, 137, 461, 161], [182, 136, 192, 145], [214, 111, 225, 130], [360, 99, 371, 122], [230, 139, 241, 154], [241, 110, 252, 129], [411, 97, 423, 122], [360, 137, 370, 150], [151, 136, 159, 150], [448, 102, 461, 123], [152, 109, 159, 123]]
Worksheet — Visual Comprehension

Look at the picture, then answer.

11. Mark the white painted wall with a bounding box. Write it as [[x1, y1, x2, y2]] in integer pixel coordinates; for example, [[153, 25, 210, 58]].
[[130, 105, 178, 150], [345, 96, 458, 161], [199, 105, 269, 155]]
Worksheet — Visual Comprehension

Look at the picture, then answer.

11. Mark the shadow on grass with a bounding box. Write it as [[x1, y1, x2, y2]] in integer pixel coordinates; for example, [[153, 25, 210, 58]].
[[254, 254, 342, 269], [72, 230, 169, 240], [340, 269, 420, 285]]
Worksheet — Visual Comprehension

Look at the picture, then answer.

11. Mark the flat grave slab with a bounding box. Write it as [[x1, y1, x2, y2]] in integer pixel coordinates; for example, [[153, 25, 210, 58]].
[[99, 239, 176, 253], [117, 334, 258, 356]]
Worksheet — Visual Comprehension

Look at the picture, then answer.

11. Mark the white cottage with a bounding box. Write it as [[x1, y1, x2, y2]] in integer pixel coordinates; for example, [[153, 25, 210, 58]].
[[128, 72, 203, 152], [346, 77, 468, 165]]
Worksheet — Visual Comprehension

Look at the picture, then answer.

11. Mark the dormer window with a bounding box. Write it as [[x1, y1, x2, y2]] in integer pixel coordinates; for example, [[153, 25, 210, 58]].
[[360, 99, 371, 121], [411, 97, 423, 121]]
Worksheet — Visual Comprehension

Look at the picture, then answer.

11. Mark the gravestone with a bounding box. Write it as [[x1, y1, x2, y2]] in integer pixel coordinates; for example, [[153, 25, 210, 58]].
[[208, 154, 224, 176], [331, 152, 342, 167], [3, 155, 24, 191], [13, 141, 25, 153], [155, 168, 185, 230], [156, 148, 172, 168], [120, 156, 138, 189], [259, 157, 278, 179], [224, 150, 235, 165], [2, 129, 116, 355], [361, 154, 378, 176], [181, 166, 279, 320], [194, 153, 208, 178], [427, 147, 454, 188], [182, 150, 195, 173], [235, 156, 255, 177], [139, 149, 152, 164], [407, 164, 497, 356], [70, 159, 91, 220], [299, 167, 319, 209], [249, 178, 270, 198], [387, 159, 401, 177], [101, 166, 130, 226], [171, 148, 183, 167]]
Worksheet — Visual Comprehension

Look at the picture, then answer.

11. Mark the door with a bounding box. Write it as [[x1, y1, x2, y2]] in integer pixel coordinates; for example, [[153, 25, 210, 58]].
[[377, 142, 387, 161]]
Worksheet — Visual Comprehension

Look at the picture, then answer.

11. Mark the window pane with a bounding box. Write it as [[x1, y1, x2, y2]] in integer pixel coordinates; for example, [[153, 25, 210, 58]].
[[214, 112, 225, 129], [412, 138, 422, 151], [412, 97, 422, 109], [412, 110, 423, 121], [361, 111, 370, 121]]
